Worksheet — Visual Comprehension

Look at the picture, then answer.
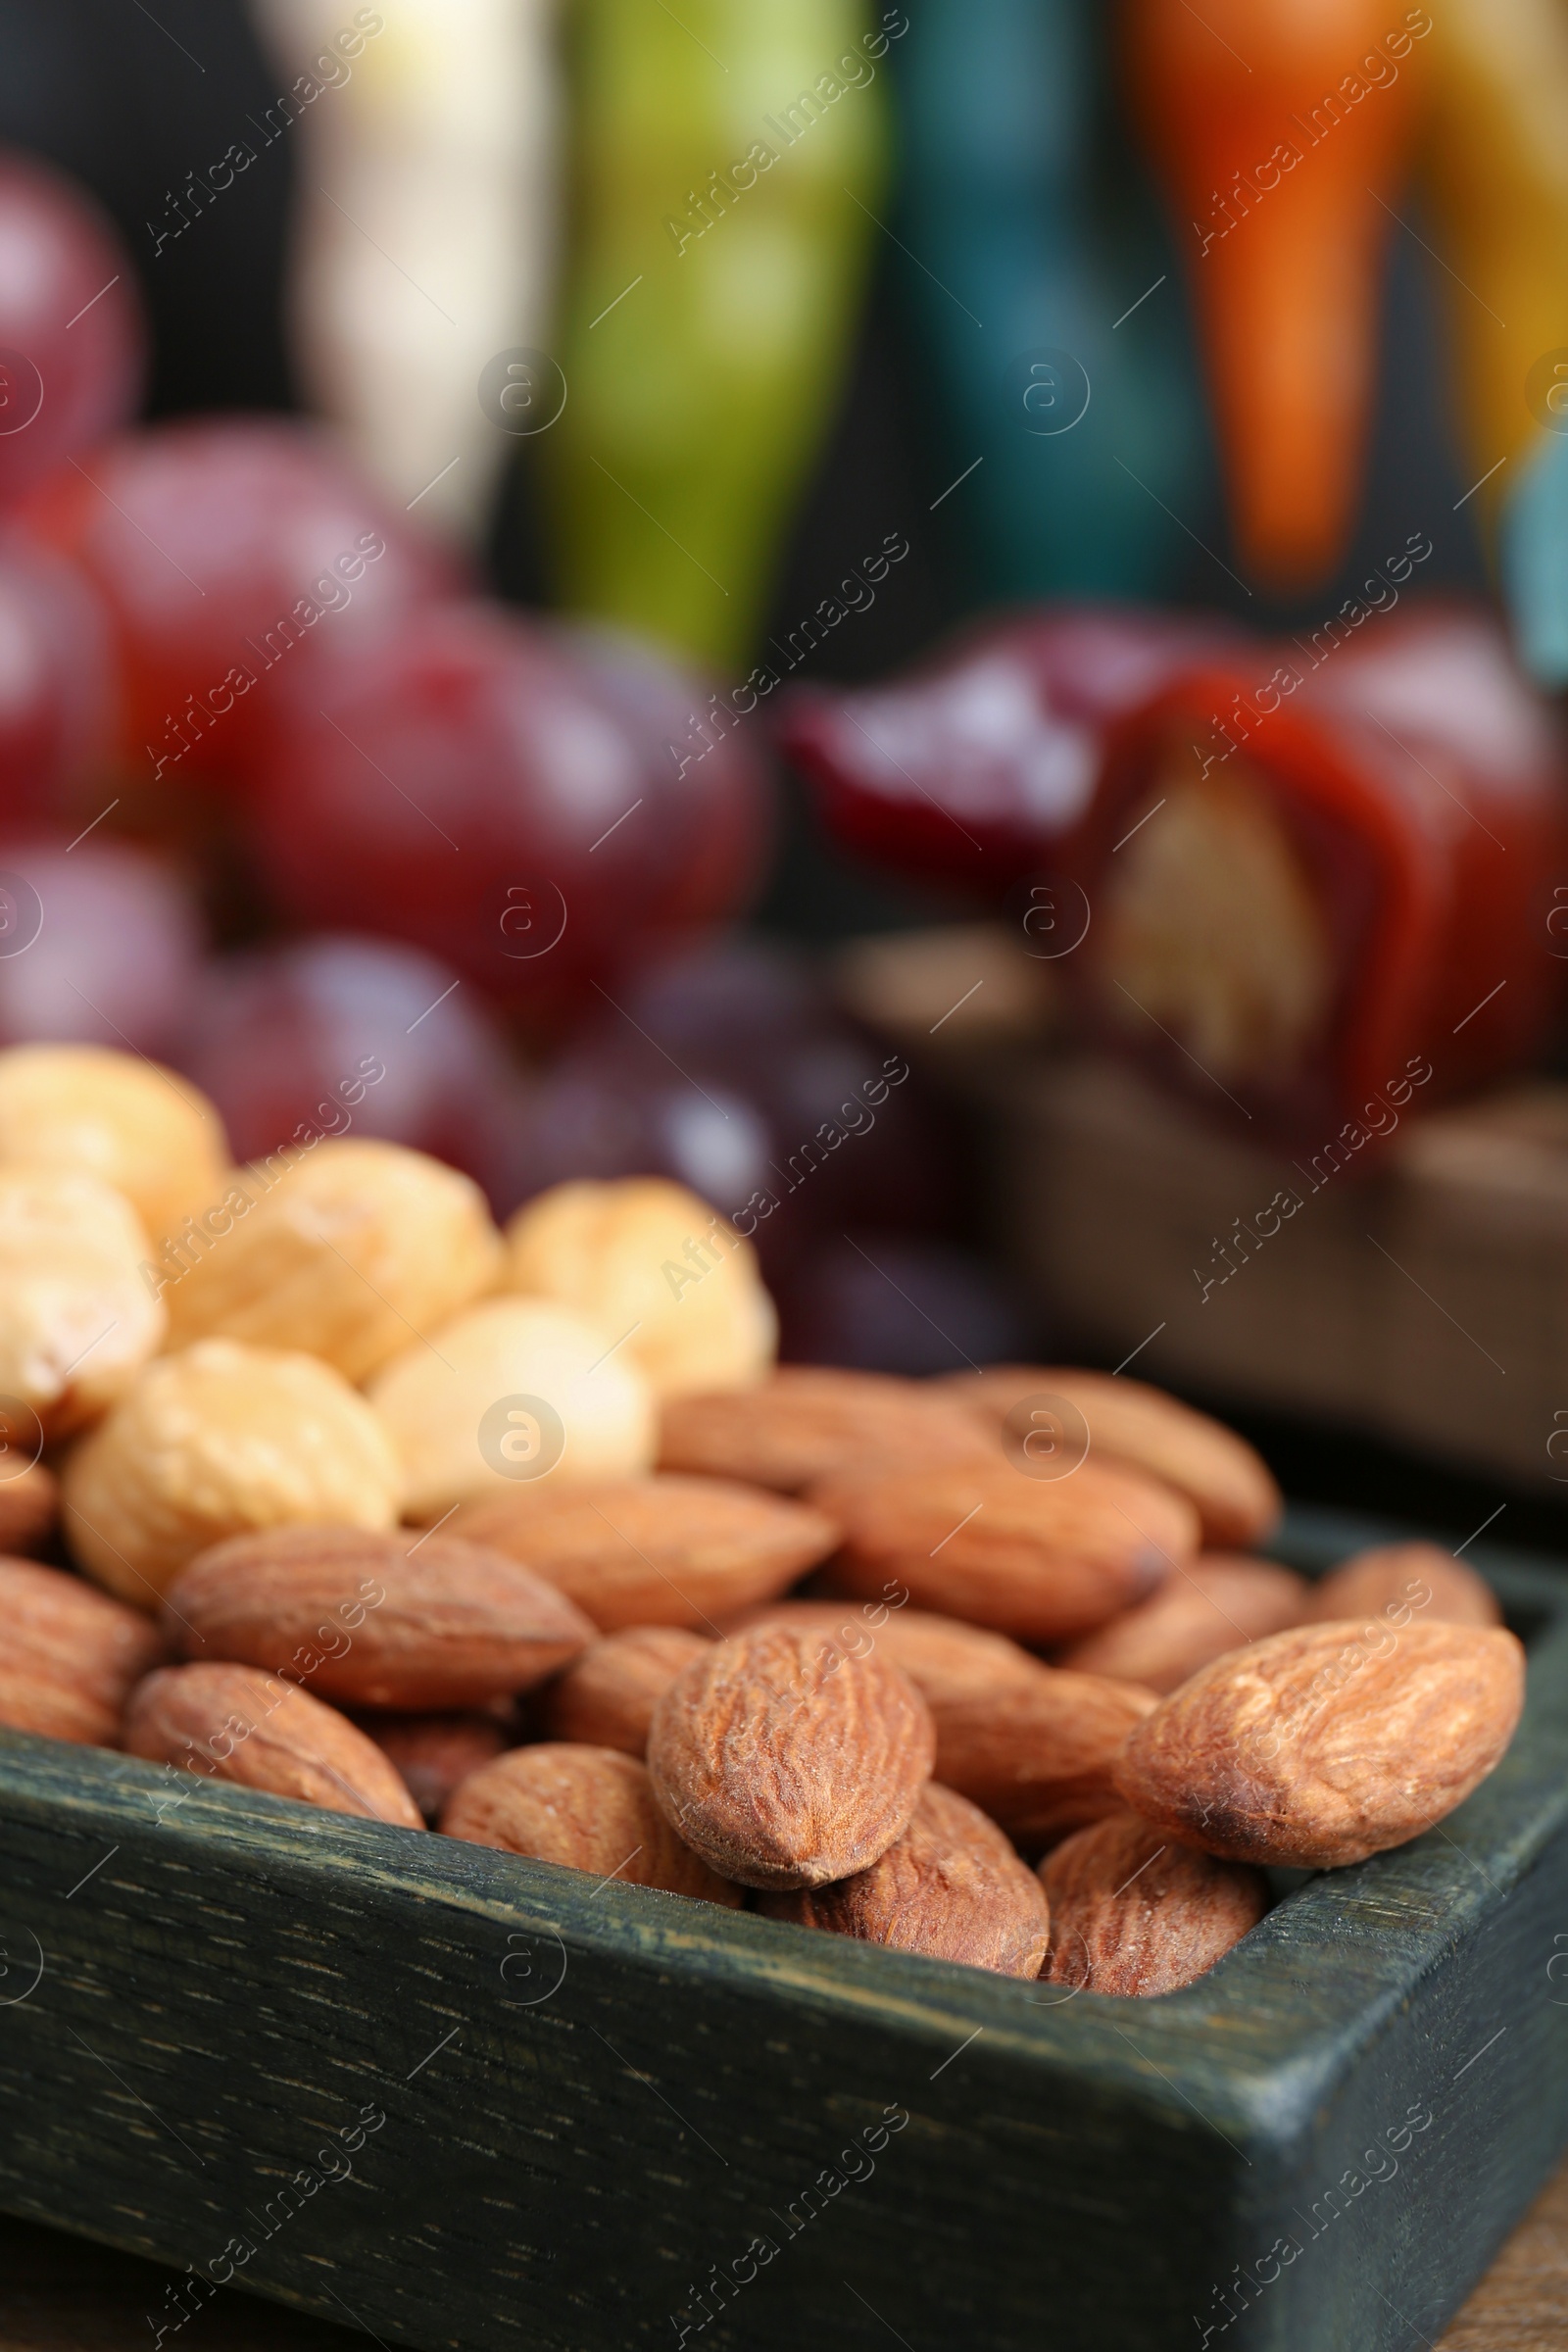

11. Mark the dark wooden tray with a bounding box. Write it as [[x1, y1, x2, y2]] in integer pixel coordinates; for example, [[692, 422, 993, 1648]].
[[1, 1506, 1564, 2352]]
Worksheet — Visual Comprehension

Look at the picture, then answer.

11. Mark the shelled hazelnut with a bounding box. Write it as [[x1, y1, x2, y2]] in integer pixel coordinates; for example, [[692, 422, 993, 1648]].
[[503, 1177, 776, 1400], [0, 1169, 166, 1437], [162, 1138, 505, 1382], [368, 1297, 655, 1520], [0, 1042, 226, 1244], [62, 1339, 400, 1603]]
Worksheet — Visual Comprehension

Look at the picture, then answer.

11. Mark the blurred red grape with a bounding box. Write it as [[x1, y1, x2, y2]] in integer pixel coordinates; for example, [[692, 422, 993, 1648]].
[[0, 832, 203, 1053], [562, 622, 770, 949], [9, 416, 460, 779], [504, 939, 956, 1269], [172, 933, 527, 1205], [614, 940, 956, 1244], [0, 539, 115, 824], [506, 1042, 774, 1226], [243, 604, 770, 1028], [0, 149, 145, 507], [777, 1231, 1035, 1376]]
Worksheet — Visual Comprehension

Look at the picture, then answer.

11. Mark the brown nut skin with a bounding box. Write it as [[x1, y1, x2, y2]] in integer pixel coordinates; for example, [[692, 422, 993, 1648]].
[[124, 1662, 423, 1827], [659, 1366, 995, 1494], [1112, 1619, 1527, 1868], [455, 1475, 839, 1633], [0, 1555, 166, 1746], [759, 1783, 1052, 1979], [1038, 1812, 1269, 1996], [647, 1621, 936, 1891], [932, 1669, 1159, 1854], [720, 1599, 1044, 1707], [942, 1366, 1281, 1550], [0, 1673, 135, 1748], [811, 1459, 1197, 1644], [1057, 1556, 1311, 1692], [1304, 1543, 1500, 1631], [165, 1526, 594, 1709], [359, 1711, 512, 1823], [441, 1742, 744, 1905], [0, 1458, 60, 1558], [534, 1627, 711, 1755]]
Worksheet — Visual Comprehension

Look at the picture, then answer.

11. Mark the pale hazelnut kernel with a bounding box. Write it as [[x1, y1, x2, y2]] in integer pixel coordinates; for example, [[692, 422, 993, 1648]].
[[502, 1178, 776, 1401], [62, 1338, 399, 1605], [0, 1170, 167, 1438], [0, 1043, 227, 1246], [161, 1138, 505, 1382], [367, 1296, 655, 1522]]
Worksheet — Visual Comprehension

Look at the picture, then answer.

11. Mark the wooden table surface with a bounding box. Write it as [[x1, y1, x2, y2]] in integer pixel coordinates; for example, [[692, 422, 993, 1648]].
[[5, 2166, 1568, 2352]]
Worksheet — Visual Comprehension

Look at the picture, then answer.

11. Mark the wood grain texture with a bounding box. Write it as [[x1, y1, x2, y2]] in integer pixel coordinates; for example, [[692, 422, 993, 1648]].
[[1441, 2159, 1568, 2349], [0, 1507, 1564, 2351]]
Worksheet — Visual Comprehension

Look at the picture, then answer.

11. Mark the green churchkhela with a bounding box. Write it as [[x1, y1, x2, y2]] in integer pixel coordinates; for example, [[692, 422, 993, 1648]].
[[544, 0, 900, 669]]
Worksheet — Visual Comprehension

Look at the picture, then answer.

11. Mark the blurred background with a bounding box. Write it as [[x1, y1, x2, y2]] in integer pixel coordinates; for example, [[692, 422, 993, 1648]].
[[3, 0, 1568, 1534]]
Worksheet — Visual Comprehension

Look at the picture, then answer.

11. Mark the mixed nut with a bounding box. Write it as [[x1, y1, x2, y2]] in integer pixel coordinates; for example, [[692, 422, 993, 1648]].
[[0, 1042, 1527, 1997]]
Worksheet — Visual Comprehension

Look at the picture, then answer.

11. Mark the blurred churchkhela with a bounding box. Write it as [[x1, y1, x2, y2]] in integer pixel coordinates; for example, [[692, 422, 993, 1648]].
[[0, 0, 1562, 1423], [1124, 0, 1429, 589], [253, 0, 559, 540]]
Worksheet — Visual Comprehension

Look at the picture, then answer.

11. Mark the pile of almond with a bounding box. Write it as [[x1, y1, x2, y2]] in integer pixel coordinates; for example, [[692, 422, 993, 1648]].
[[0, 1043, 1527, 1997]]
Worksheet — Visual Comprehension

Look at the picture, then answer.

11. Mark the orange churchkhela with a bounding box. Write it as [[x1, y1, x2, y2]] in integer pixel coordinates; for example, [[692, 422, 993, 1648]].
[[1121, 0, 1430, 589]]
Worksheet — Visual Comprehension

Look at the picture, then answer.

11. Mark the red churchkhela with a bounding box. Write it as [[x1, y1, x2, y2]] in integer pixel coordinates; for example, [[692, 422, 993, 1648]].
[[775, 605, 1238, 895], [1064, 604, 1568, 1147]]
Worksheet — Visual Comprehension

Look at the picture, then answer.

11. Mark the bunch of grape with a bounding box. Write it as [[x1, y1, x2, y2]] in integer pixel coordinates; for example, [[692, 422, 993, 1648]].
[[0, 148, 1002, 1365]]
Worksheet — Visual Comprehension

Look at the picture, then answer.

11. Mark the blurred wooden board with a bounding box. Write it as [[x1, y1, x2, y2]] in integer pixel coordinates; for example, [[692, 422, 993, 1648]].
[[0, 2210, 353, 2352], [836, 924, 1568, 1496], [5, 2162, 1567, 2350], [1442, 2160, 1568, 2348]]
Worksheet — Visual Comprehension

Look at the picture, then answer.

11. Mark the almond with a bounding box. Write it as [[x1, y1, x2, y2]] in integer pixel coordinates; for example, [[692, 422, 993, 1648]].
[[1112, 1619, 1526, 1867], [759, 1783, 1051, 1978], [441, 1741, 743, 1905], [943, 1366, 1281, 1548], [1057, 1556, 1310, 1692], [360, 1710, 514, 1822], [646, 1621, 935, 1890], [165, 1526, 593, 1708], [534, 1627, 711, 1754], [455, 1474, 838, 1632], [0, 1457, 59, 1558], [810, 1459, 1197, 1643], [124, 1661, 423, 1827], [1303, 1543, 1500, 1631], [932, 1668, 1159, 1852], [0, 1673, 136, 1748], [729, 1600, 1142, 1856], [659, 1366, 994, 1494], [1038, 1812, 1268, 1995], [720, 1599, 1045, 1707], [0, 1555, 166, 1746]]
